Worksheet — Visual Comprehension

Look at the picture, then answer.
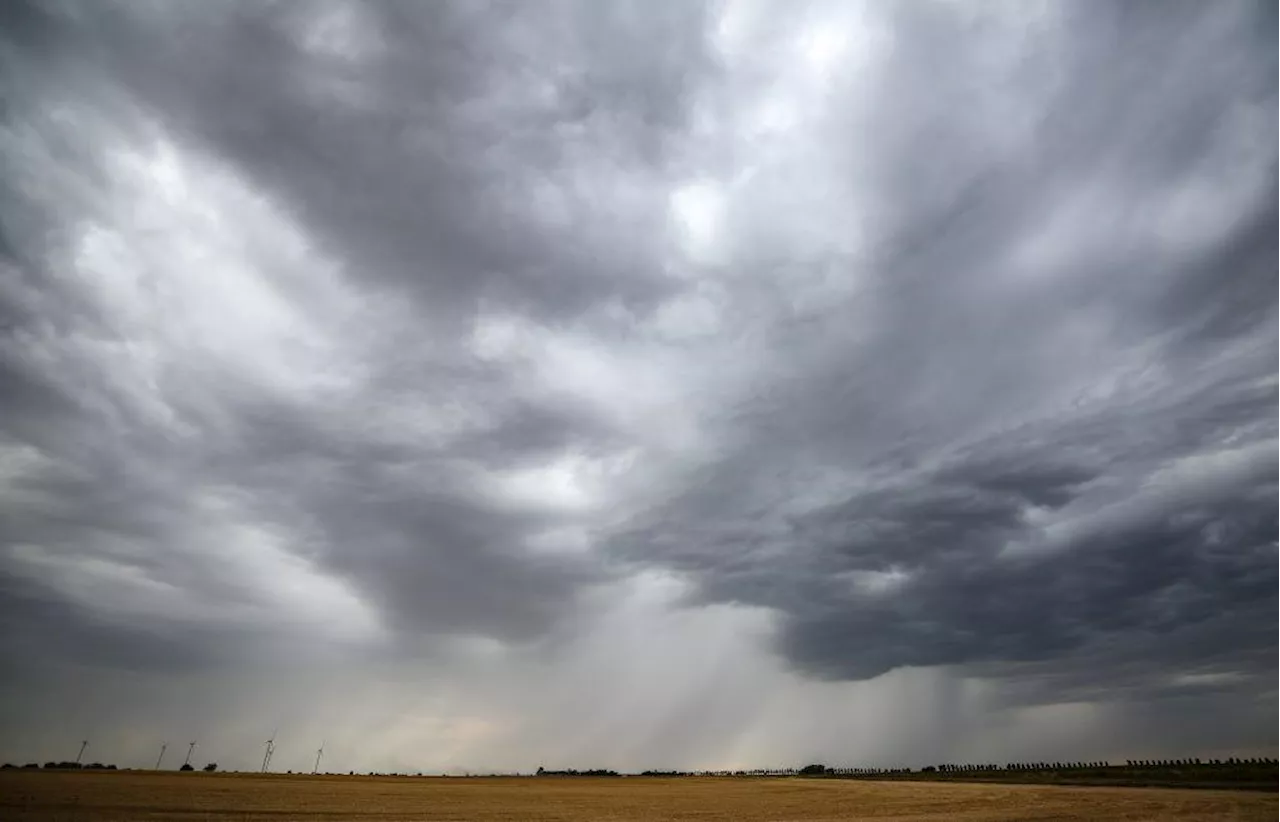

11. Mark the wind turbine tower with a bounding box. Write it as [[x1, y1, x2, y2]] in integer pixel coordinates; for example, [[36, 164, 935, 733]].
[[155, 742, 168, 770], [75, 740, 88, 765], [261, 735, 276, 773], [184, 741, 197, 768], [313, 741, 324, 775]]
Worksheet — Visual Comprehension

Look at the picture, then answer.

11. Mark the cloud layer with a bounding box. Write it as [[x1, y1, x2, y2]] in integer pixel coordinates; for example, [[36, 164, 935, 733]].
[[0, 0, 1275, 771]]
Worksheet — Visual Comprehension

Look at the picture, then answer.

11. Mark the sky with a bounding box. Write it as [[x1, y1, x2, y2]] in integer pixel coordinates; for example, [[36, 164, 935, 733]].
[[0, 0, 1275, 775]]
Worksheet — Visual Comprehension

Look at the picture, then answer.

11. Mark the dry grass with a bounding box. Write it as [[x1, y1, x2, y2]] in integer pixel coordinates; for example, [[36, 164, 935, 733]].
[[1, 770, 1274, 821]]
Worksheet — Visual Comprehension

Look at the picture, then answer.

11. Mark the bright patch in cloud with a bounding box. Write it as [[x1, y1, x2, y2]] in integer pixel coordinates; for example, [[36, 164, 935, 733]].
[[670, 180, 727, 265], [800, 24, 850, 73]]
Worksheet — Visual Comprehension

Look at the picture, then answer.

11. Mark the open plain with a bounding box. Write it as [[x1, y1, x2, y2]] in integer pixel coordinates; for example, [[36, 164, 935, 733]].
[[1, 771, 1275, 822]]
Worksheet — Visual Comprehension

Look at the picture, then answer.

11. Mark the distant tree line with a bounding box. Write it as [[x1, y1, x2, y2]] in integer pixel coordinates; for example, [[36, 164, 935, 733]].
[[0, 761, 118, 771], [945, 762, 1110, 772], [527, 758, 1279, 780], [801, 758, 1279, 777], [636, 769, 796, 777], [823, 766, 912, 775], [535, 767, 619, 777], [1, 761, 218, 772], [5, 756, 1272, 779], [1124, 758, 1276, 767]]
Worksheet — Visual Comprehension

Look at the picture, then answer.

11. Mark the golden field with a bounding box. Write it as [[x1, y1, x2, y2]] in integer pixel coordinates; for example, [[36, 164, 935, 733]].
[[1, 770, 1274, 821]]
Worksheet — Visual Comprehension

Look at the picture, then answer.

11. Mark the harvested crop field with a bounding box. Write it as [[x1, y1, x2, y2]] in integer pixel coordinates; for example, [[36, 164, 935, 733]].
[[2, 771, 1275, 821]]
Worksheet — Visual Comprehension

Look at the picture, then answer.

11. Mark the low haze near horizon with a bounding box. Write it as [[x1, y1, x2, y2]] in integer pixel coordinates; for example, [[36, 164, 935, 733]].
[[0, 0, 1275, 774]]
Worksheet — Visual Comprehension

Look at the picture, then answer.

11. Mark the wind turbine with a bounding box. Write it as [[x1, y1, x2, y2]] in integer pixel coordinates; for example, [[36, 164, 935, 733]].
[[75, 740, 88, 765], [183, 741, 197, 768], [261, 732, 276, 773], [155, 742, 168, 770], [312, 741, 324, 775]]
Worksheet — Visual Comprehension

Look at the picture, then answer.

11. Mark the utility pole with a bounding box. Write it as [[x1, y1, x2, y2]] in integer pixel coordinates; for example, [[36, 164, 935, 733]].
[[155, 742, 168, 770], [313, 742, 324, 775], [184, 742, 197, 768], [75, 740, 89, 765]]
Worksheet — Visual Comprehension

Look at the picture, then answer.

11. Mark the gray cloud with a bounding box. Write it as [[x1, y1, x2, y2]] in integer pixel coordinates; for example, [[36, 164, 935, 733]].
[[0, 0, 1275, 771], [604, 0, 1276, 697]]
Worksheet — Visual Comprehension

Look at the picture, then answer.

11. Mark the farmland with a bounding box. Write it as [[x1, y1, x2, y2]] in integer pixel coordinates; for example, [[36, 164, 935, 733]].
[[2, 770, 1275, 821]]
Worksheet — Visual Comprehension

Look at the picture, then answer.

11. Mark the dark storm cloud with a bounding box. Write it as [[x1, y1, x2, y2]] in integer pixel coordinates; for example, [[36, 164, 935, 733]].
[[0, 0, 1275, 768], [604, 0, 1276, 703], [0, 0, 683, 671], [74, 0, 711, 322]]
